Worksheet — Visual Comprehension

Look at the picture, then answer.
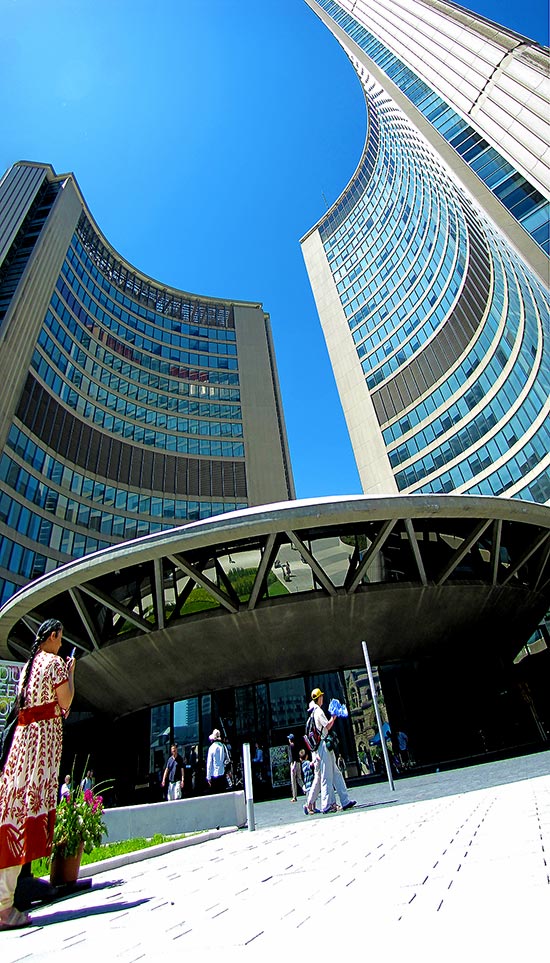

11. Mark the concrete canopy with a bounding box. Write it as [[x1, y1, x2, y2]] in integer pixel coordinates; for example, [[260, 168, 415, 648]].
[[0, 494, 548, 717]]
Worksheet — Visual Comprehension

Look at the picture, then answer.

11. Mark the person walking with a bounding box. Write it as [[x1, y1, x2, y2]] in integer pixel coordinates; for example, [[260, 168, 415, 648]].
[[80, 769, 94, 792], [162, 745, 185, 800], [309, 688, 356, 814], [252, 742, 264, 782], [287, 734, 305, 801], [300, 749, 320, 815], [206, 729, 230, 793], [59, 774, 71, 800], [0, 619, 75, 930]]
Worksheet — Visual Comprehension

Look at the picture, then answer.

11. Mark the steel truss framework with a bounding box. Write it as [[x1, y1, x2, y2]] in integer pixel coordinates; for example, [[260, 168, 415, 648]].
[[0, 495, 548, 715]]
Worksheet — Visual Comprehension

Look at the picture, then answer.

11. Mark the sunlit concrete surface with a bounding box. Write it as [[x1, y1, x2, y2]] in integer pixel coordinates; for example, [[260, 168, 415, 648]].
[[2, 751, 548, 961]]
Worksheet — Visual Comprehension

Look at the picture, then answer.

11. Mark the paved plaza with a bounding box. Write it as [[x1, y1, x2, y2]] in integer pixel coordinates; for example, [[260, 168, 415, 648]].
[[2, 751, 549, 961]]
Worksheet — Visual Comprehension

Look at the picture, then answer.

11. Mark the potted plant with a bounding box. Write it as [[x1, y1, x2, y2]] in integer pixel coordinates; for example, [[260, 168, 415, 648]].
[[50, 768, 110, 885]]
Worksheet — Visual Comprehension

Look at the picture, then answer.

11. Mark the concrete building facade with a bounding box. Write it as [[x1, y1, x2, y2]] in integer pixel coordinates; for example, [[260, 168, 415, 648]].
[[0, 161, 294, 607], [301, 0, 549, 500]]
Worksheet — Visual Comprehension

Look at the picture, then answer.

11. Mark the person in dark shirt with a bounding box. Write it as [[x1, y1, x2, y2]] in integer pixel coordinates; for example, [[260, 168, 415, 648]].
[[287, 734, 305, 801], [162, 744, 184, 800]]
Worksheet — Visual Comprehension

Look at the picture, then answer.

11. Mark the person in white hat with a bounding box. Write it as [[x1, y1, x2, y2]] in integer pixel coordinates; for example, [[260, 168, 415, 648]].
[[206, 729, 230, 793]]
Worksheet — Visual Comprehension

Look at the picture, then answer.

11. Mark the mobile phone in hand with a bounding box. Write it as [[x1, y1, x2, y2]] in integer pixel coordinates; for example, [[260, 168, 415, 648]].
[[69, 646, 76, 659]]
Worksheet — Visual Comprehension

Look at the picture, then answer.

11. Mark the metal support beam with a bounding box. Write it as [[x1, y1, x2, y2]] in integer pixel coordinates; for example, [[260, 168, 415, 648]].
[[169, 570, 197, 622], [68, 588, 101, 650], [78, 584, 150, 632], [168, 553, 239, 613], [248, 533, 278, 611], [285, 531, 337, 596], [345, 520, 397, 594], [436, 519, 492, 585], [152, 558, 166, 631], [501, 531, 550, 587], [214, 557, 241, 608], [533, 539, 550, 593], [404, 518, 428, 586], [491, 518, 502, 586]]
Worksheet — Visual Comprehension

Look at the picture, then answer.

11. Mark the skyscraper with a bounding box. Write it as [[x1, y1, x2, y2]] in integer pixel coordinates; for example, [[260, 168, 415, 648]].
[[0, 161, 294, 607], [301, 0, 549, 501]]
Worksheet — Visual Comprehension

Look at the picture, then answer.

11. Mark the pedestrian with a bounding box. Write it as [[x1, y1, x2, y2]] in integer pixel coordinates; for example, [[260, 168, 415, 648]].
[[252, 742, 264, 781], [299, 748, 320, 815], [59, 775, 71, 800], [397, 730, 410, 768], [308, 688, 356, 814], [80, 770, 94, 792], [162, 744, 185, 800], [299, 748, 314, 793], [206, 729, 230, 793], [287, 734, 305, 801], [0, 618, 75, 930], [303, 748, 321, 815]]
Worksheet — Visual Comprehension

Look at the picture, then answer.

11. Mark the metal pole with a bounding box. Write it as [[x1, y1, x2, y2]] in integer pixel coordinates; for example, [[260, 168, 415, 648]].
[[361, 640, 395, 792], [242, 742, 255, 831]]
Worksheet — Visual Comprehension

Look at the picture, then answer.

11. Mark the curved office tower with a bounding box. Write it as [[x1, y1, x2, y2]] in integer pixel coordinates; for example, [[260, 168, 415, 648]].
[[301, 0, 550, 502], [0, 162, 294, 606]]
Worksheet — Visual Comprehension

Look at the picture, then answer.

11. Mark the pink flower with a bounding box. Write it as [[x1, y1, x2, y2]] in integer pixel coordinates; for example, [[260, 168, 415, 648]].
[[84, 789, 94, 805], [92, 794, 103, 813]]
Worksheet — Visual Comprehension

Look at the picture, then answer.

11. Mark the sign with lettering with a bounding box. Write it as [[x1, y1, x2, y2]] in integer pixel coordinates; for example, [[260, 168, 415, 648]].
[[0, 660, 22, 737]]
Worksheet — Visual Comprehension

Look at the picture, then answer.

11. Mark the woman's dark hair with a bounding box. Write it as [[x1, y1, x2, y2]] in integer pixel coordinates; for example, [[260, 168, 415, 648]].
[[35, 619, 63, 643], [19, 619, 64, 708]]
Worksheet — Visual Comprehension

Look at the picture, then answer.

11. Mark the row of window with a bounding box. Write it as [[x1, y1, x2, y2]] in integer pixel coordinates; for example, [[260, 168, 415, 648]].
[[395, 385, 548, 490], [318, 0, 549, 253], [513, 471, 550, 505], [69, 240, 238, 344], [74, 224, 235, 330], [387, 270, 543, 469], [406, 419, 549, 498], [394, 244, 548, 472], [33, 353, 245, 457], [321, 87, 469, 386], [6, 424, 246, 514], [0, 480, 246, 600], [43, 308, 240, 403], [0, 475, 243, 548], [52, 283, 240, 385], [58, 270, 239, 369], [36, 334, 243, 437]]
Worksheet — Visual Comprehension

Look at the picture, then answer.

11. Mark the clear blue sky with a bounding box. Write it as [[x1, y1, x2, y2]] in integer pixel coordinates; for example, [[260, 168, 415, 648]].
[[1, 0, 548, 499]]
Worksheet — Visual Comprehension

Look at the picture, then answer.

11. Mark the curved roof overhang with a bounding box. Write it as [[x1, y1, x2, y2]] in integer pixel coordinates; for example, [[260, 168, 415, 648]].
[[0, 494, 549, 717]]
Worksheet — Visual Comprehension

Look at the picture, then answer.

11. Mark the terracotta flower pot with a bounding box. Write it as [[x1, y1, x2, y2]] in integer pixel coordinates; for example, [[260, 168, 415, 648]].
[[50, 844, 84, 886]]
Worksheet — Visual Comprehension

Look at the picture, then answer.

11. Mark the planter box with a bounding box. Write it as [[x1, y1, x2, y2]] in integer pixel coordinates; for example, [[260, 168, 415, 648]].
[[102, 790, 246, 843]]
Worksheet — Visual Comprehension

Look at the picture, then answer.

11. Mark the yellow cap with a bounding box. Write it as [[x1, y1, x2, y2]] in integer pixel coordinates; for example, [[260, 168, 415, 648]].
[[311, 688, 324, 701]]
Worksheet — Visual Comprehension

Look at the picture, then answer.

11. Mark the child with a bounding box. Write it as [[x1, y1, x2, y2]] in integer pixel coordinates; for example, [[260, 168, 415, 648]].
[[300, 748, 320, 814]]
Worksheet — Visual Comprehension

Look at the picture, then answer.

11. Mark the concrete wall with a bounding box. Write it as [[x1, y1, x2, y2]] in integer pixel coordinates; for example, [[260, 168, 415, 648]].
[[103, 790, 247, 842], [235, 303, 295, 504]]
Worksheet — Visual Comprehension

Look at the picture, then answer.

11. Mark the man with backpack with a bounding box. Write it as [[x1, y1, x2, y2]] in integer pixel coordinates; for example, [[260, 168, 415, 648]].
[[306, 688, 356, 814]]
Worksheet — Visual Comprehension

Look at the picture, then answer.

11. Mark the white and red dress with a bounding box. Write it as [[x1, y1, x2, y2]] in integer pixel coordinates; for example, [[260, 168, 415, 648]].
[[0, 651, 68, 869]]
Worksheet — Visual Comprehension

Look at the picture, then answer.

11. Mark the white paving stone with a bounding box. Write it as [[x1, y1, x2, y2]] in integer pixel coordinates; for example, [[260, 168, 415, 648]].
[[0, 752, 548, 960]]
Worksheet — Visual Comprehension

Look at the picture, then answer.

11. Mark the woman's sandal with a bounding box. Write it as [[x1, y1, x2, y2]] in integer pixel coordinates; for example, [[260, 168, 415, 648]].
[[0, 906, 31, 930]]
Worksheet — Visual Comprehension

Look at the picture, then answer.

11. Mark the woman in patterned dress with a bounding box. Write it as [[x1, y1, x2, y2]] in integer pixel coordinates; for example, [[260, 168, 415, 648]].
[[0, 619, 75, 930]]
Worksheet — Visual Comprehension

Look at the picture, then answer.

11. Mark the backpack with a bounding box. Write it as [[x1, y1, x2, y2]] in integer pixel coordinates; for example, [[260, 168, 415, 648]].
[[303, 710, 321, 752]]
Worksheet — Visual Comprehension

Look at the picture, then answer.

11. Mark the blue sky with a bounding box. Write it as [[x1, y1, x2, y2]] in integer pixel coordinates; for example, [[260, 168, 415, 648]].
[[1, 0, 548, 500]]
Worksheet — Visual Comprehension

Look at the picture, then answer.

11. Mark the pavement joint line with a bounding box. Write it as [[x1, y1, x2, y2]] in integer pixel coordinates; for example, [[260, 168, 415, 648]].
[[2, 753, 549, 959]]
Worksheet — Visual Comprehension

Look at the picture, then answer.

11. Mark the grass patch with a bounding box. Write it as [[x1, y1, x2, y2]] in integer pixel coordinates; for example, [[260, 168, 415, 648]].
[[31, 832, 193, 878]]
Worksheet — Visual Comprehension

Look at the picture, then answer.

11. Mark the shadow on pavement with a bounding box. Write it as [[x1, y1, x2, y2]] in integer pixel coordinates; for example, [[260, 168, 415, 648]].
[[29, 897, 151, 927]]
